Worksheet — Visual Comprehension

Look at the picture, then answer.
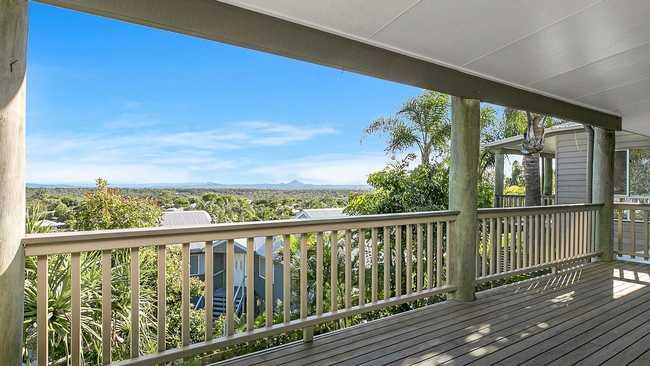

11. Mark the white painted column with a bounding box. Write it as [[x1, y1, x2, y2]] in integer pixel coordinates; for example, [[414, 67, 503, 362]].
[[0, 1, 28, 364]]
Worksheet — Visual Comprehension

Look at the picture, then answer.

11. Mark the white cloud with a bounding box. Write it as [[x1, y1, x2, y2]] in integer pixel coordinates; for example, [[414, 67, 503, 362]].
[[27, 121, 339, 184]]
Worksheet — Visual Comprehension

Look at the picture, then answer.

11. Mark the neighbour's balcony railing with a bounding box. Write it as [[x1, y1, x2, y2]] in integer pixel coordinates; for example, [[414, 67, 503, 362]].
[[495, 194, 556, 208], [23, 210, 457, 365], [614, 203, 650, 259], [476, 204, 602, 282]]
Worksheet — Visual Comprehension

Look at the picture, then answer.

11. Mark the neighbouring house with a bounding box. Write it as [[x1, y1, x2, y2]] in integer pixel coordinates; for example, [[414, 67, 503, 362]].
[[485, 124, 650, 255], [161, 209, 284, 319], [484, 123, 650, 205], [294, 208, 349, 220]]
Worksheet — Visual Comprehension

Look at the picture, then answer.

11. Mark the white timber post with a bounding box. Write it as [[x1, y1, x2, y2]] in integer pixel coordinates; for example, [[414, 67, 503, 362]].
[[593, 127, 615, 261], [448, 96, 480, 302], [0, 0, 28, 364]]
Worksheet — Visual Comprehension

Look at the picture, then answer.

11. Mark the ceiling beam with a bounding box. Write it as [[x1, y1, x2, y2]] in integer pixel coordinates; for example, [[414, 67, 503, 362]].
[[38, 0, 622, 130]]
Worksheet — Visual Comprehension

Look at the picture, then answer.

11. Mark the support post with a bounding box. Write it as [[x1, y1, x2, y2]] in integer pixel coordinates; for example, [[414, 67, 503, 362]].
[[494, 150, 504, 208], [449, 96, 480, 302], [593, 127, 615, 261], [0, 1, 28, 364], [585, 125, 595, 203], [543, 157, 553, 196]]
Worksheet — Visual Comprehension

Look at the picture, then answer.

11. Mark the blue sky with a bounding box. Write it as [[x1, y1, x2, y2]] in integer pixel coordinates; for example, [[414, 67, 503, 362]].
[[27, 2, 428, 185]]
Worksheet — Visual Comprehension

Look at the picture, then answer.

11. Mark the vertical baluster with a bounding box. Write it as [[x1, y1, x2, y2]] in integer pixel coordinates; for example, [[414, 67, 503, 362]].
[[384, 226, 392, 298], [316, 232, 323, 315], [643, 210, 650, 260], [130, 247, 140, 357], [488, 218, 497, 275], [345, 230, 352, 308], [265, 236, 273, 328], [571, 211, 577, 257], [157, 246, 166, 352], [101, 250, 111, 364], [503, 216, 509, 271], [481, 219, 488, 277], [535, 215, 541, 265], [71, 253, 81, 366], [371, 228, 378, 302], [182, 243, 190, 344], [542, 214, 548, 264], [546, 214, 551, 262], [330, 231, 338, 313], [225, 239, 234, 336], [528, 215, 534, 266], [551, 213, 556, 262], [426, 223, 433, 289], [396, 226, 402, 296], [496, 217, 502, 273], [521, 216, 527, 268], [581, 211, 586, 255], [514, 216, 523, 268], [358, 229, 366, 305], [509, 216, 516, 271], [283, 234, 291, 321], [436, 222, 443, 286], [38, 255, 48, 366], [631, 209, 637, 258], [446, 221, 452, 285], [416, 224, 423, 292], [246, 238, 255, 330], [300, 233, 312, 341], [405, 224, 413, 295], [617, 209, 623, 256], [205, 241, 214, 339]]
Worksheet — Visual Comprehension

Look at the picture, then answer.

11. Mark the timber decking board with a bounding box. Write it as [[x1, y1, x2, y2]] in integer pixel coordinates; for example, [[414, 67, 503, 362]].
[[210, 261, 650, 366]]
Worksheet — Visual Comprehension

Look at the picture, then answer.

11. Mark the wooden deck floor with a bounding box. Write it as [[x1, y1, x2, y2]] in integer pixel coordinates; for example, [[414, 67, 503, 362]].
[[212, 261, 650, 366]]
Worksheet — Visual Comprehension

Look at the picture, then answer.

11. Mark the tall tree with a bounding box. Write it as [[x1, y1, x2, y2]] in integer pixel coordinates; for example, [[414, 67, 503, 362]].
[[521, 112, 546, 206], [363, 91, 450, 166]]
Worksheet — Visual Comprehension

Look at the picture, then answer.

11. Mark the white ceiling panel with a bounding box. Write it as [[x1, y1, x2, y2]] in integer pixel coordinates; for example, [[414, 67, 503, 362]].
[[371, 0, 599, 66], [219, 0, 420, 38], [219, 0, 650, 134], [578, 77, 650, 112], [465, 0, 650, 86], [531, 43, 650, 100]]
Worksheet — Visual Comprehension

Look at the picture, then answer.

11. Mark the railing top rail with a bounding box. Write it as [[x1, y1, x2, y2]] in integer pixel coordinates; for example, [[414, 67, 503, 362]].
[[23, 210, 459, 256], [478, 203, 602, 218], [613, 202, 650, 208]]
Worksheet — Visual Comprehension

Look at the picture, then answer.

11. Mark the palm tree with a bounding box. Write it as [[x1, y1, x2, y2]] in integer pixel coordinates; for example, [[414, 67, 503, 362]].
[[521, 112, 546, 206], [363, 91, 450, 166]]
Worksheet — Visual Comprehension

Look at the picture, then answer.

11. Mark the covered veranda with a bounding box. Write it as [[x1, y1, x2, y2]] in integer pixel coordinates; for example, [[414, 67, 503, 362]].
[[6, 1, 650, 365]]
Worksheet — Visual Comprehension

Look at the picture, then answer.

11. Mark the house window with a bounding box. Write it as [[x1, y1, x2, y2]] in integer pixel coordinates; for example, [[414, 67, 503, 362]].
[[190, 253, 205, 276], [614, 150, 628, 195]]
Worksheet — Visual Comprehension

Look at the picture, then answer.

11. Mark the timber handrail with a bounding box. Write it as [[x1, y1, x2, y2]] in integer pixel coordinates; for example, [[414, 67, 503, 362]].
[[613, 203, 650, 259], [24, 210, 458, 366], [476, 204, 602, 282]]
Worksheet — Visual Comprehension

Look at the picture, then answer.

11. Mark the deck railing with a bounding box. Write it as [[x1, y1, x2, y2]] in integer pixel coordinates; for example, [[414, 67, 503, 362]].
[[476, 204, 602, 282], [23, 210, 457, 366], [614, 203, 650, 260], [495, 194, 556, 208]]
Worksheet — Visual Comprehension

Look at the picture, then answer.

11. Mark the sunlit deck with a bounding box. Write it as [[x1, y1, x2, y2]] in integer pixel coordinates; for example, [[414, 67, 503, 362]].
[[215, 261, 650, 366]]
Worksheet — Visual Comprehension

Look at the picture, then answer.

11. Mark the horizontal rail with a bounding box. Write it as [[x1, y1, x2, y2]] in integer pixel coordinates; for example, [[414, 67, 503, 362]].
[[23, 210, 458, 256], [479, 203, 602, 218], [26, 211, 456, 365], [475, 251, 601, 284], [113, 285, 456, 366]]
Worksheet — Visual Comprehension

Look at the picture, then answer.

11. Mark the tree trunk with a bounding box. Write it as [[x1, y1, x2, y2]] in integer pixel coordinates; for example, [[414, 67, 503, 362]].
[[523, 153, 541, 206]]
